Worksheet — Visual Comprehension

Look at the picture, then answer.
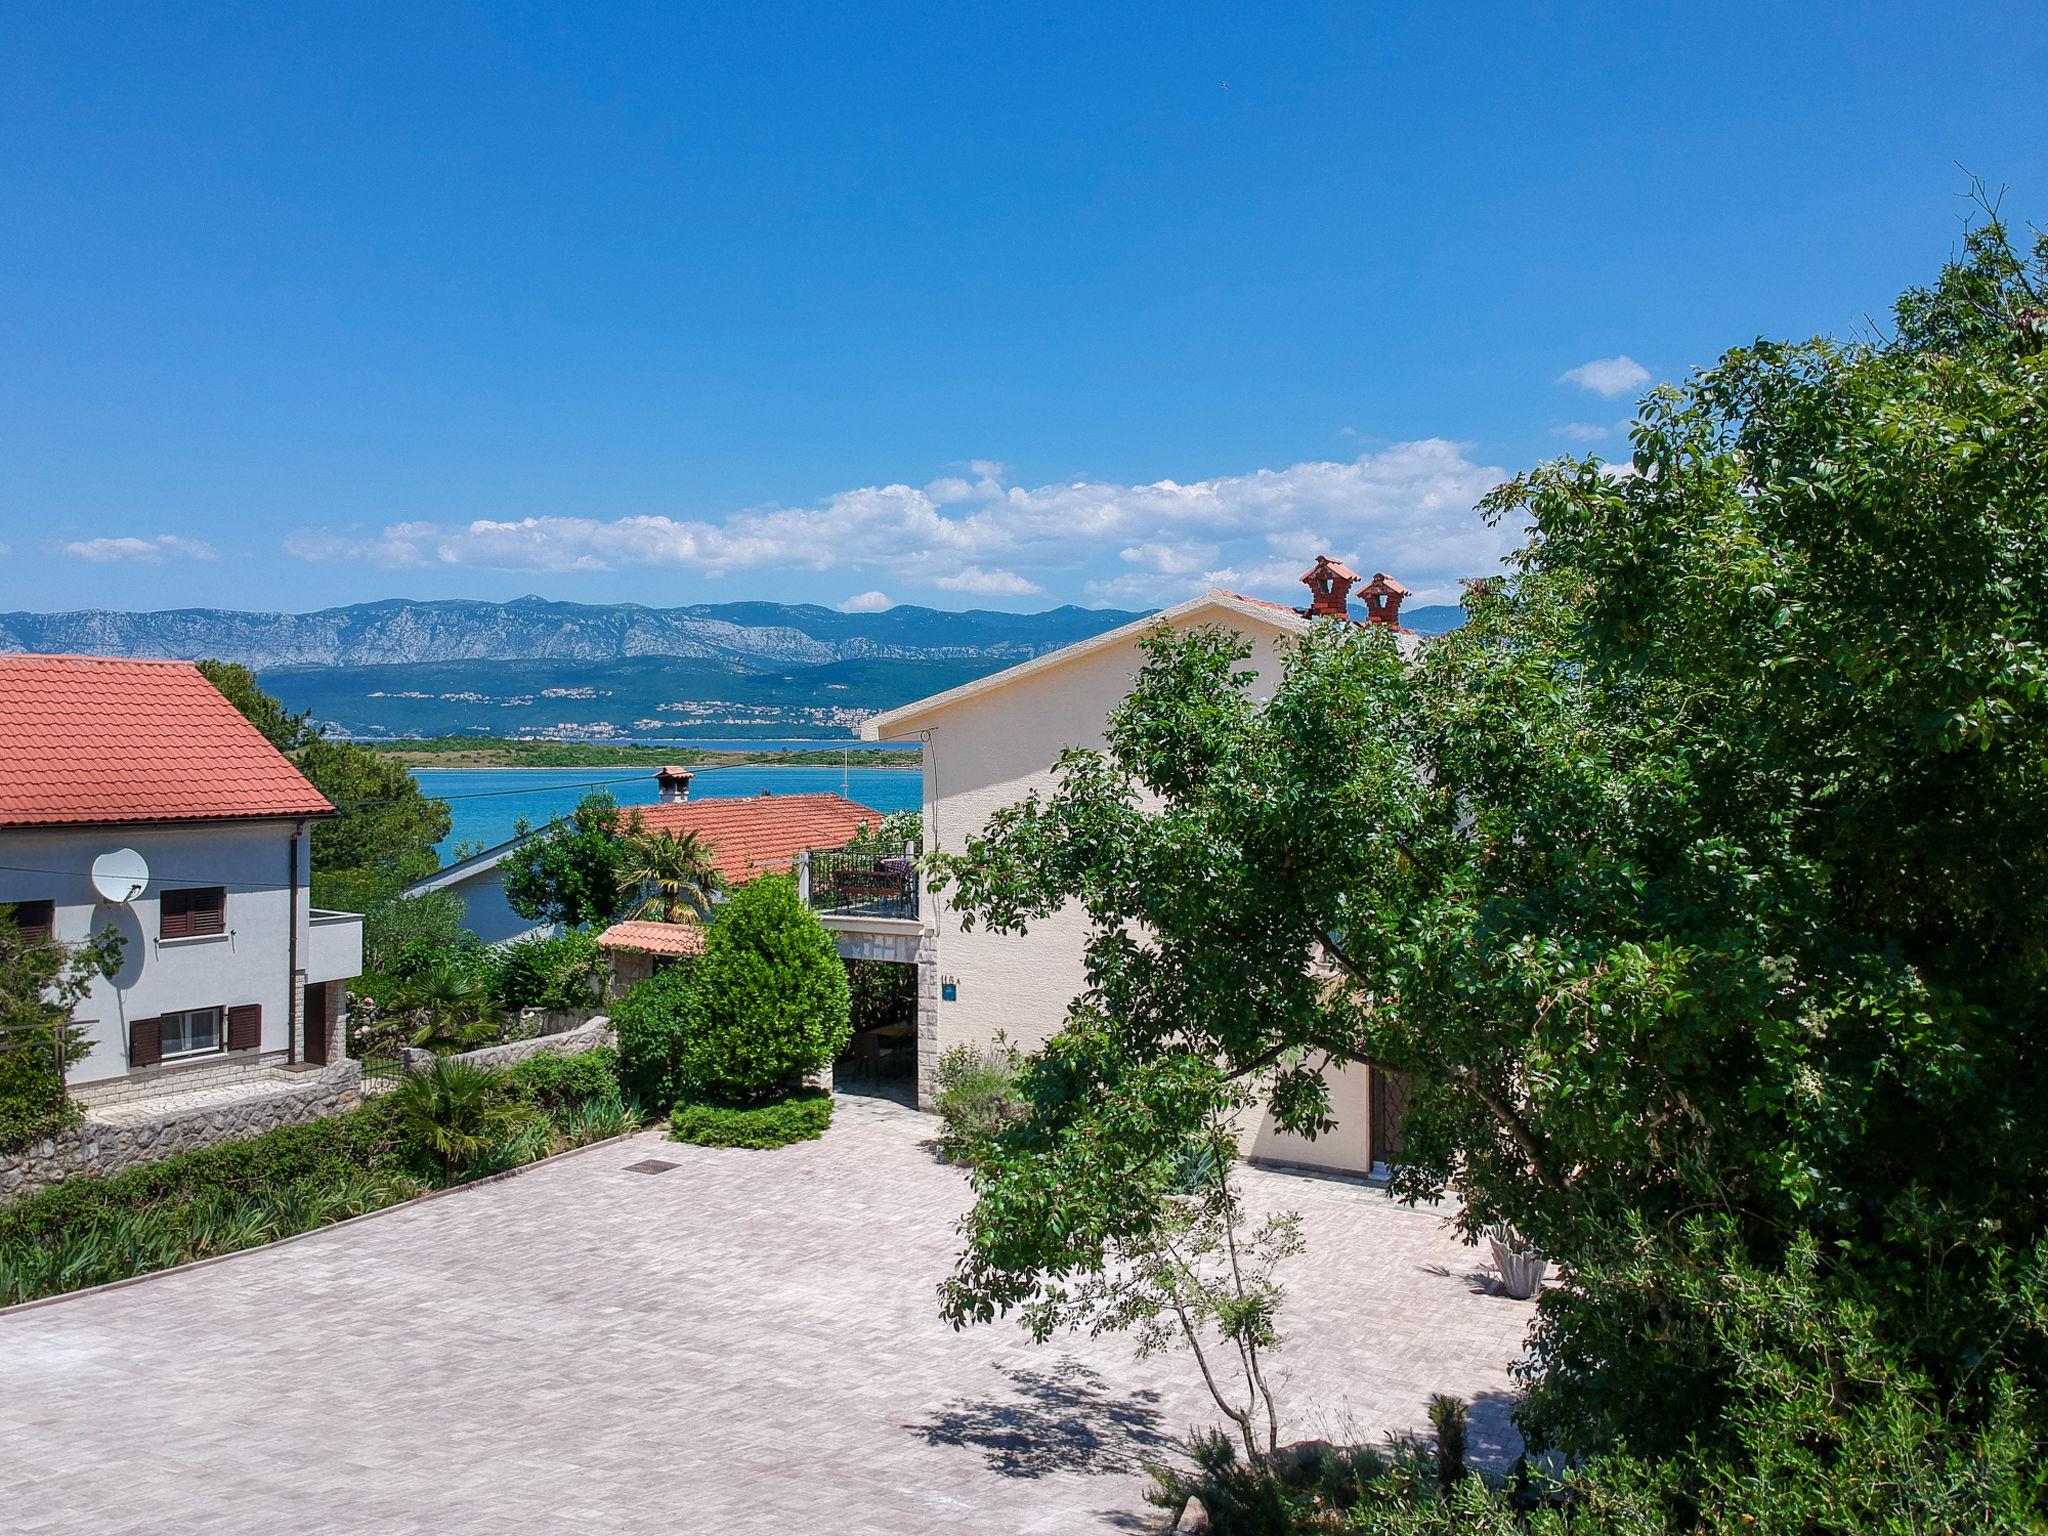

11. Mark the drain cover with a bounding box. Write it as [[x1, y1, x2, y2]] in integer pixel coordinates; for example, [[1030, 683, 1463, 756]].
[[623, 1159, 680, 1174]]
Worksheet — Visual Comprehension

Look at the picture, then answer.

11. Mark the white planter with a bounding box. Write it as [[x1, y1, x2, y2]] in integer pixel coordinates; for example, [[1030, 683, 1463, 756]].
[[1487, 1227, 1550, 1299]]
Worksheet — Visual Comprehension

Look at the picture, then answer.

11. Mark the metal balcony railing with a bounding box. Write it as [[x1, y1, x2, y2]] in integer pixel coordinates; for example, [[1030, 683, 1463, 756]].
[[803, 847, 920, 921]]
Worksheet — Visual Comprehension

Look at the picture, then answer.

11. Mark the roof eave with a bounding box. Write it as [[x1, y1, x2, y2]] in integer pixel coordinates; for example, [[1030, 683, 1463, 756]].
[[861, 590, 1310, 740]]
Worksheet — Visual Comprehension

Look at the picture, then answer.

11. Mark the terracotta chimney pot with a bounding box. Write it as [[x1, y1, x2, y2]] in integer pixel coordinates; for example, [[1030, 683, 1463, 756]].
[[655, 765, 694, 803], [1299, 555, 1362, 618], [1358, 572, 1412, 629]]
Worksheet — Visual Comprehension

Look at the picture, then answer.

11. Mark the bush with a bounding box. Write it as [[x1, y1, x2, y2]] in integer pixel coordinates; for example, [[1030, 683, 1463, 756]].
[[492, 929, 606, 1013], [931, 1041, 1026, 1164], [675, 875, 851, 1104], [0, 1103, 403, 1246], [498, 1047, 623, 1114], [0, 1045, 82, 1152], [386, 1057, 536, 1181], [609, 964, 697, 1109], [669, 1089, 832, 1149]]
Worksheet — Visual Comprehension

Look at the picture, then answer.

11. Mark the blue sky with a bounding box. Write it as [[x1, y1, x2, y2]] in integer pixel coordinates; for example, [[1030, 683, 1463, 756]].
[[3, 3, 2044, 616]]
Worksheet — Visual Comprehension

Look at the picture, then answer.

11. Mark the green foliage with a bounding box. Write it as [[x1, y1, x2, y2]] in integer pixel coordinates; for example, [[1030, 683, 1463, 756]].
[[0, 1049, 637, 1305], [497, 1046, 624, 1114], [0, 910, 118, 1152], [619, 827, 722, 922], [360, 888, 482, 985], [673, 875, 851, 1104], [491, 928, 606, 1013], [0, 1104, 404, 1246], [297, 734, 453, 901], [500, 792, 636, 928], [845, 808, 923, 855], [931, 205, 2048, 1519], [930, 1041, 1025, 1165], [668, 1088, 831, 1149], [385, 1057, 534, 1179], [845, 955, 917, 1034], [608, 963, 698, 1109]]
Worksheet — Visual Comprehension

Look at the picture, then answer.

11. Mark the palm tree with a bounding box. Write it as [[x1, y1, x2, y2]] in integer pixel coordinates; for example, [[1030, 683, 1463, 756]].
[[387, 1058, 530, 1181], [394, 966, 503, 1051], [621, 828, 724, 923]]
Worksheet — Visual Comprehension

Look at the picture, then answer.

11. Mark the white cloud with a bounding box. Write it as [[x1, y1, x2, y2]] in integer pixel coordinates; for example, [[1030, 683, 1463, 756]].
[[838, 590, 894, 612], [1559, 356, 1650, 399], [62, 534, 219, 563], [285, 438, 1515, 605], [1553, 420, 1629, 442], [933, 565, 1043, 596]]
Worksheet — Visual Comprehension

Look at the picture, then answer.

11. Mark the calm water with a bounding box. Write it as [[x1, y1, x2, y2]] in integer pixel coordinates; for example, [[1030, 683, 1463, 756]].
[[416, 765, 924, 860]]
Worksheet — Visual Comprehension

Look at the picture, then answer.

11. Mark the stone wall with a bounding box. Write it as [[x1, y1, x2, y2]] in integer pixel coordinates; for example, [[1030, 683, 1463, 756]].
[[0, 1061, 364, 1202], [399, 1017, 614, 1076]]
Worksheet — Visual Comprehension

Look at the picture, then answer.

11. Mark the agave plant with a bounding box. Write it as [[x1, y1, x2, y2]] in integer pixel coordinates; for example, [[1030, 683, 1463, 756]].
[[621, 829, 724, 924]]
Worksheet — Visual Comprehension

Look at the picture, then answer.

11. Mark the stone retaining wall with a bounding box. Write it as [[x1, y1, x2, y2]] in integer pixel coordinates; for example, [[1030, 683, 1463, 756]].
[[0, 1062, 364, 1202], [398, 1017, 614, 1077]]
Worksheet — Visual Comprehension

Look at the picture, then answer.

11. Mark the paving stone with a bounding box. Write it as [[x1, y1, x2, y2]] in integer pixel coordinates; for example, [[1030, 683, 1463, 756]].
[[0, 1089, 1533, 1533]]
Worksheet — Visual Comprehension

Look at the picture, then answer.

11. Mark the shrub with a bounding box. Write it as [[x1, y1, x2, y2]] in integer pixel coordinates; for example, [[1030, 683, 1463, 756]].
[[0, 1104, 404, 1246], [0, 1045, 82, 1152], [931, 1041, 1025, 1164], [669, 1089, 832, 1149], [492, 929, 606, 1013], [385, 1058, 535, 1180], [609, 963, 697, 1109], [498, 1047, 623, 1114], [676, 875, 851, 1104]]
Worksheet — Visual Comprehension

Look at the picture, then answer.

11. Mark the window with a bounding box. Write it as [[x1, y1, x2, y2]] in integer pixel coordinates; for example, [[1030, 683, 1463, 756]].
[[160, 1007, 223, 1058], [160, 886, 226, 940], [4, 899, 54, 943]]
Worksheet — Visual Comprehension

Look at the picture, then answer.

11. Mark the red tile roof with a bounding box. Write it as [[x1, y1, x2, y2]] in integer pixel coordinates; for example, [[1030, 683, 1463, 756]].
[[0, 654, 334, 828], [597, 919, 708, 957], [627, 793, 884, 887]]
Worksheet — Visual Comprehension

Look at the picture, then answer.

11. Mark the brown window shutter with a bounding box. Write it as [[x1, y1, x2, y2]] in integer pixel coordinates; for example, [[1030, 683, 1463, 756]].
[[7, 900, 55, 943], [131, 1017, 163, 1069], [160, 887, 226, 940], [226, 1003, 262, 1052], [193, 887, 226, 936]]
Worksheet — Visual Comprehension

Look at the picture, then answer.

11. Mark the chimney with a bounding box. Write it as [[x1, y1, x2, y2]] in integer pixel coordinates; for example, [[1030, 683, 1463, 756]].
[[655, 765, 693, 803], [1359, 572, 1412, 629], [1299, 555, 1361, 619]]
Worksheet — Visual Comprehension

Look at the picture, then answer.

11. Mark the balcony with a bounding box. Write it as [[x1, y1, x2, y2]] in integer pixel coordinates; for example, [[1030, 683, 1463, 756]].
[[801, 848, 920, 923], [306, 908, 364, 983]]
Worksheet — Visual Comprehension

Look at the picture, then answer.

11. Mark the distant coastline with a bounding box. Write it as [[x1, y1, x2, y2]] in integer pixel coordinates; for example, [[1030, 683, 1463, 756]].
[[365, 736, 918, 770]]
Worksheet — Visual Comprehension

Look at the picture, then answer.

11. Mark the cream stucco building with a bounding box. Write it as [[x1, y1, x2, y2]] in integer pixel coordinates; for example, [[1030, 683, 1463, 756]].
[[864, 562, 1419, 1176]]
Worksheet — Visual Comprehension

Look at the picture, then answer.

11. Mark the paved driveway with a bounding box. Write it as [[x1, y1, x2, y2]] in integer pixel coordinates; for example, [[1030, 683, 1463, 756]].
[[1, 1094, 1532, 1535]]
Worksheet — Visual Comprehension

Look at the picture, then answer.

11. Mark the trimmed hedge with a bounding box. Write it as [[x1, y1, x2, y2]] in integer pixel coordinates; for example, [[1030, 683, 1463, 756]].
[[669, 1089, 832, 1150]]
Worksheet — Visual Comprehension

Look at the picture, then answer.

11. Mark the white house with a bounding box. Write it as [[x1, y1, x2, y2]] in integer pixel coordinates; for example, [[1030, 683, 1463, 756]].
[[0, 654, 363, 1105], [862, 559, 1421, 1176]]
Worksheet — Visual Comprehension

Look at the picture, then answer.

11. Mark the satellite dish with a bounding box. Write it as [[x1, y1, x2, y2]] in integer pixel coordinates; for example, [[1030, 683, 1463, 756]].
[[91, 848, 150, 905]]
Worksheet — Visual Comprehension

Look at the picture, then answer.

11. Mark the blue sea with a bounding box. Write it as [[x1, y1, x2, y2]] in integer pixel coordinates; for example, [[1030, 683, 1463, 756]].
[[415, 764, 924, 860]]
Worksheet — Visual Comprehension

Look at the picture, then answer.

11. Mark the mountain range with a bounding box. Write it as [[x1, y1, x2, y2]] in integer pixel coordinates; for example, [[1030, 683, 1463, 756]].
[[0, 595, 1465, 739]]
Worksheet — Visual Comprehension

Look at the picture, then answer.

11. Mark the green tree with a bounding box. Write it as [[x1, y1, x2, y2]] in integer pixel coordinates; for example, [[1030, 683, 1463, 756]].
[[619, 827, 723, 923], [499, 792, 635, 929], [0, 908, 121, 1150], [932, 209, 2048, 1506], [676, 875, 851, 1104]]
